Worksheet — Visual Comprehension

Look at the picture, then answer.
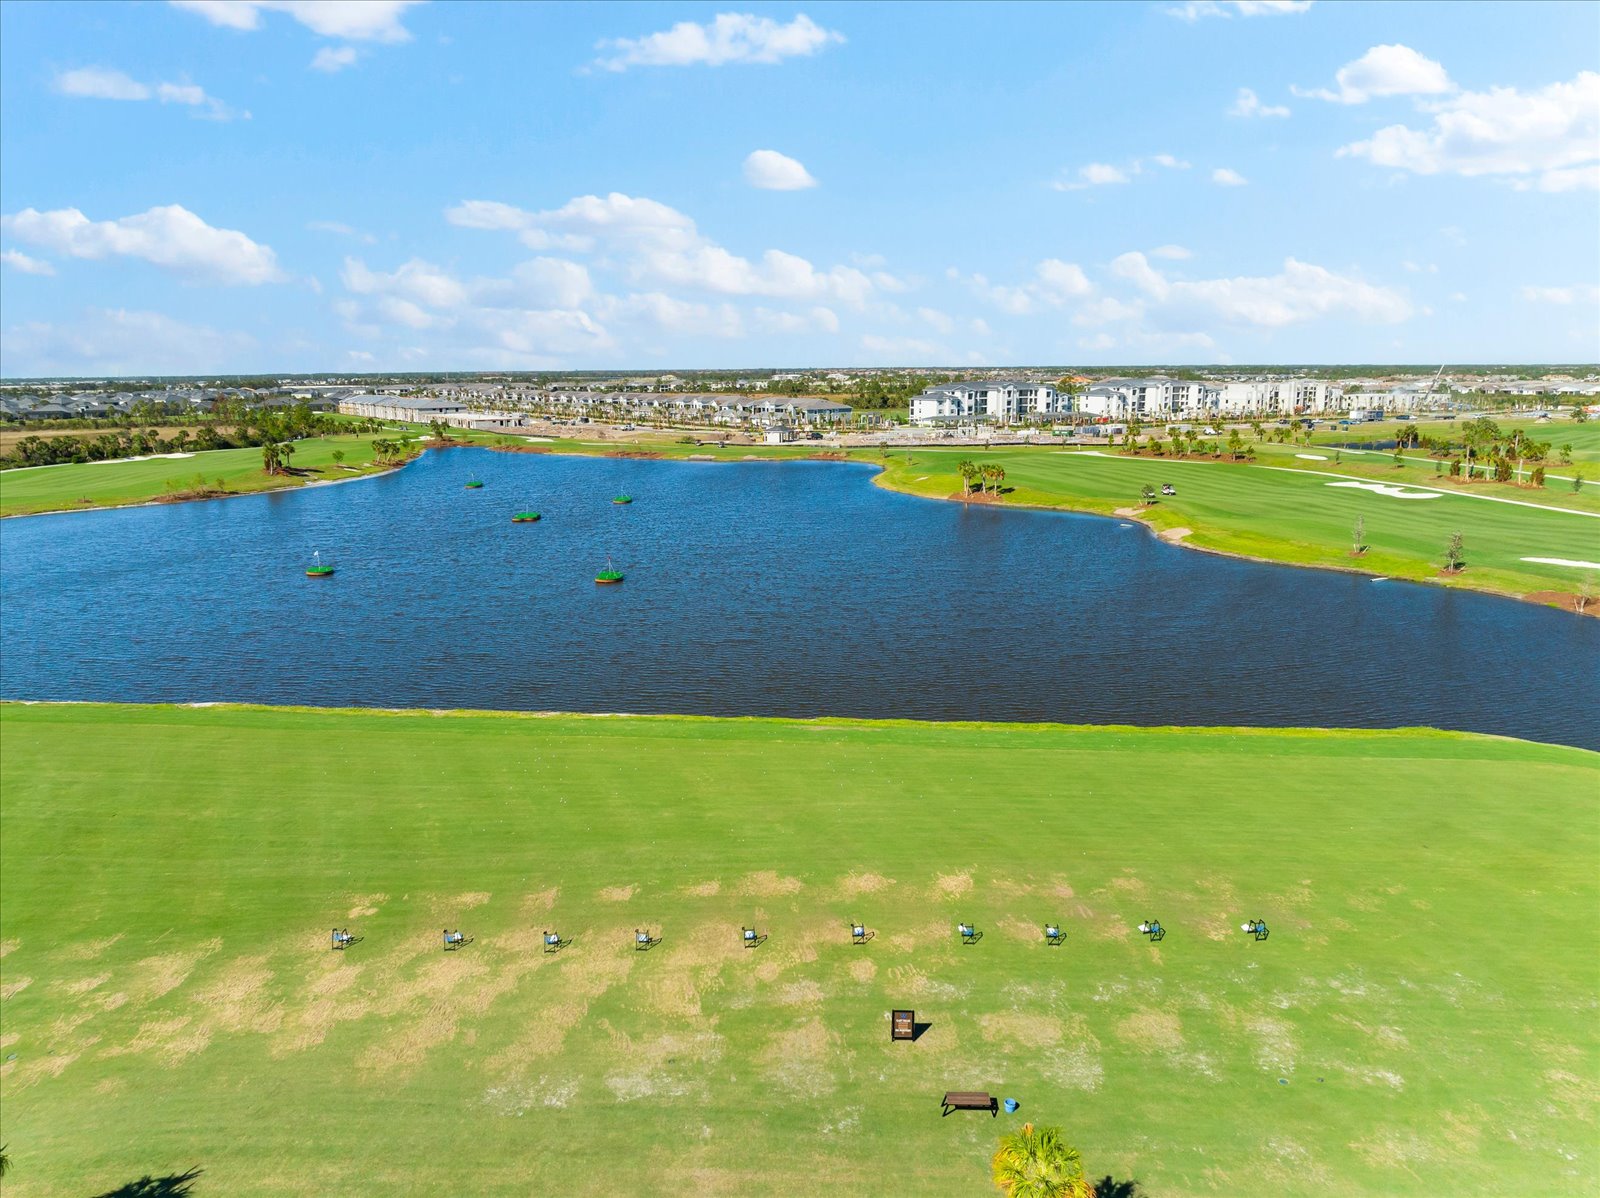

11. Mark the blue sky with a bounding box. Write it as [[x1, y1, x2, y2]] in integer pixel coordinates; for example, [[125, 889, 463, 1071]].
[[1, 0, 1597, 376]]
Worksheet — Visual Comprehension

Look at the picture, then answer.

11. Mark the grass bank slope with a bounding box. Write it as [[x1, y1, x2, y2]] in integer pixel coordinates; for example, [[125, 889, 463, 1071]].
[[1, 704, 1595, 1196]]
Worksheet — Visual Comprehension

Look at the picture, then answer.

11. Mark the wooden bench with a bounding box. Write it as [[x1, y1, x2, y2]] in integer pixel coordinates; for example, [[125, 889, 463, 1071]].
[[941, 1091, 997, 1117]]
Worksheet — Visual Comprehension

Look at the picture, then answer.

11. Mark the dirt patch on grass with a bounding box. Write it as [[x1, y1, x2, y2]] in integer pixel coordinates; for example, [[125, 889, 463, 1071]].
[[58, 973, 111, 996], [1526, 591, 1600, 617], [0, 938, 18, 958], [192, 955, 282, 1035], [598, 884, 637, 902], [836, 872, 896, 900], [608, 450, 664, 459], [0, 1032, 17, 1050], [932, 872, 973, 899], [452, 891, 493, 910], [1158, 526, 1193, 544], [603, 1026, 723, 1102], [1, 976, 32, 1000], [60, 934, 123, 961], [683, 880, 722, 898], [885, 964, 968, 1002], [129, 938, 222, 1004], [849, 958, 877, 984], [105, 1016, 209, 1065], [980, 1012, 1064, 1046], [760, 1018, 839, 1098], [1116, 1010, 1184, 1051], [346, 892, 389, 918], [736, 871, 803, 897]]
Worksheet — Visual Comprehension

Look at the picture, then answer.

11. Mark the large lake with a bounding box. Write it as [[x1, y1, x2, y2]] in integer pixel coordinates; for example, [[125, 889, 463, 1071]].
[[3, 448, 1597, 749]]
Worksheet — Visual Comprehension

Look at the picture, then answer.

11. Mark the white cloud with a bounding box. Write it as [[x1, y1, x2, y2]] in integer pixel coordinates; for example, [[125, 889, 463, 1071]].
[[1, 249, 56, 275], [1052, 156, 1187, 190], [341, 256, 467, 307], [1035, 259, 1093, 301], [1149, 244, 1192, 260], [1295, 44, 1452, 104], [592, 12, 843, 71], [446, 191, 884, 306], [1109, 251, 1412, 326], [311, 46, 360, 72], [917, 307, 955, 335], [1166, 0, 1311, 21], [1212, 167, 1248, 186], [1229, 87, 1290, 118], [54, 67, 239, 118], [54, 67, 150, 100], [1521, 284, 1600, 304], [1, 204, 282, 284], [1338, 71, 1600, 191], [858, 333, 948, 361], [504, 258, 595, 310], [1072, 296, 1144, 327], [306, 219, 376, 243], [1051, 162, 1129, 191], [743, 149, 818, 190], [170, 1, 422, 42], [1078, 332, 1117, 351], [959, 259, 1093, 315], [2, 307, 255, 375]]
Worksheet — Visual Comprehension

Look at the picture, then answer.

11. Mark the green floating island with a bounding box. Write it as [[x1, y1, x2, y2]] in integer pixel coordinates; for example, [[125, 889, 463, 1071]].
[[595, 570, 625, 584], [305, 565, 336, 578], [465, 480, 484, 490], [511, 512, 541, 523], [611, 494, 633, 505]]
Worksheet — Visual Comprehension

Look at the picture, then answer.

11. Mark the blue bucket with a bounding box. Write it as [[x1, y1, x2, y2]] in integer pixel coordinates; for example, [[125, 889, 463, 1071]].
[[1003, 1098, 1019, 1114]]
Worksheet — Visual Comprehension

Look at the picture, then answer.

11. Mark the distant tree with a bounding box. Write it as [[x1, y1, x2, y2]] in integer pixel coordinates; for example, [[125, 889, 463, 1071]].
[[1352, 515, 1366, 555], [1226, 429, 1245, 459], [984, 463, 1006, 494], [332, 449, 345, 464], [1140, 484, 1156, 505], [992, 1123, 1093, 1198], [1444, 531, 1466, 572], [1575, 407, 1589, 424], [1531, 465, 1546, 487], [1578, 576, 1596, 615], [0, 1143, 9, 1178], [1560, 443, 1573, 463], [429, 419, 447, 440], [1574, 471, 1585, 494]]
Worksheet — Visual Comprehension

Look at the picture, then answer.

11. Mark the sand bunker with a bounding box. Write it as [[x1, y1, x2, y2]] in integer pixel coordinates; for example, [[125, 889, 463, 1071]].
[[1295, 453, 1328, 460], [1522, 557, 1600, 569], [1326, 481, 1441, 500]]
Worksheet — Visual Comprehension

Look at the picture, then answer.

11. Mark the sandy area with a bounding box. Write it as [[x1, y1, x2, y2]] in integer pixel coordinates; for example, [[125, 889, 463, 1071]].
[[1522, 557, 1600, 570], [1326, 481, 1441, 500]]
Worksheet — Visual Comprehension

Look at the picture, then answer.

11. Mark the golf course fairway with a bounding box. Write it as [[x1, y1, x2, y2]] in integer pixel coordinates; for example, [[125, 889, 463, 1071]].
[[1, 703, 1595, 1196]]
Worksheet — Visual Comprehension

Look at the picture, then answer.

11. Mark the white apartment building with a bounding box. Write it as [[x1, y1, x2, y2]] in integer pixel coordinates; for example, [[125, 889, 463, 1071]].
[[910, 379, 1061, 425], [1214, 379, 1343, 415], [1076, 378, 1221, 420]]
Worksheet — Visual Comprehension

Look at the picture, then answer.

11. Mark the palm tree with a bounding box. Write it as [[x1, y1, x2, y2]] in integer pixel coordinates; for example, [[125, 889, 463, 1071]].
[[958, 460, 978, 496], [992, 1123, 1093, 1198]]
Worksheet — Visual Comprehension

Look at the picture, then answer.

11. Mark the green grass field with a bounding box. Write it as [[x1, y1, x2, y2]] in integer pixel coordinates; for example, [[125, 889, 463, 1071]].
[[2, 703, 1595, 1196], [0, 433, 404, 518], [871, 446, 1600, 601]]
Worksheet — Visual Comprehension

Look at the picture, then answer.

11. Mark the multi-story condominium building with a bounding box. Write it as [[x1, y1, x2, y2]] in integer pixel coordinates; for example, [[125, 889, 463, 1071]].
[[909, 379, 1061, 425], [1214, 379, 1343, 415], [1076, 378, 1221, 420]]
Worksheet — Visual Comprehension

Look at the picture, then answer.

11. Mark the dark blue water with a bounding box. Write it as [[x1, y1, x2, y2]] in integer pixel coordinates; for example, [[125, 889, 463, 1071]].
[[3, 449, 1597, 748]]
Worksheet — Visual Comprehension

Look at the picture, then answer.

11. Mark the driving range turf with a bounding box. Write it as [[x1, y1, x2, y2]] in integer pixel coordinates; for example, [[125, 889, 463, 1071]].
[[1, 703, 1596, 1196]]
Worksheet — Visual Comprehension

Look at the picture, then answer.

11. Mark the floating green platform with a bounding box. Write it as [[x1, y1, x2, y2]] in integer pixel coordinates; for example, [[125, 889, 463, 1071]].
[[511, 512, 541, 523], [305, 566, 336, 577], [611, 495, 633, 505], [465, 480, 484, 489]]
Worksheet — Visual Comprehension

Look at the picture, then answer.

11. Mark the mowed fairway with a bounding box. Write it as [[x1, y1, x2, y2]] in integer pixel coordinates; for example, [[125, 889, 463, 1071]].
[[875, 448, 1600, 600], [1, 704, 1596, 1196]]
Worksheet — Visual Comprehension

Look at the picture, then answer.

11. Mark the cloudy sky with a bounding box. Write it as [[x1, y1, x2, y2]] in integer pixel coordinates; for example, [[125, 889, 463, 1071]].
[[1, 0, 1596, 376]]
